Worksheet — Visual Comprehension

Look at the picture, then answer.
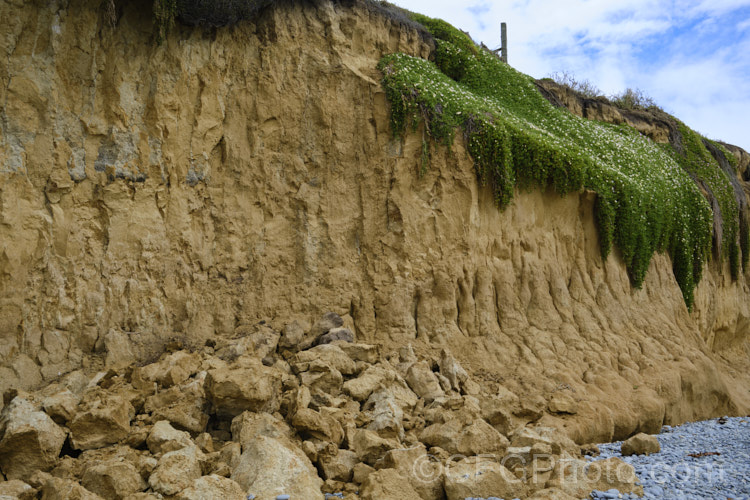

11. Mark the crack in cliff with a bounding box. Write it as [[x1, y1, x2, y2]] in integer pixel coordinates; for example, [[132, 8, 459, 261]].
[[492, 278, 502, 332], [412, 290, 420, 338]]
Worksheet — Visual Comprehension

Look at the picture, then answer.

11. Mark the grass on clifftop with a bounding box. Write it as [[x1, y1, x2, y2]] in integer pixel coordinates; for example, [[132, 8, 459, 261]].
[[378, 13, 745, 309], [151, 0, 275, 41]]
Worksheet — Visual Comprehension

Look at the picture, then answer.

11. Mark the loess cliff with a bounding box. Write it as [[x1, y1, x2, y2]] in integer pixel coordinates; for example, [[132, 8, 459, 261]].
[[1, 0, 749, 469]]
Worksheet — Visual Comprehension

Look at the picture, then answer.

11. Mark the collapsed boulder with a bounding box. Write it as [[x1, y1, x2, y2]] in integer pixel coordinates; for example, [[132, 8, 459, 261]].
[[39, 476, 104, 500], [231, 435, 324, 499], [174, 474, 246, 500], [405, 361, 445, 402], [204, 359, 282, 418], [147, 420, 194, 454], [444, 457, 525, 500], [0, 396, 67, 480], [68, 388, 134, 450], [376, 445, 444, 500], [319, 449, 359, 482], [148, 446, 204, 496], [621, 432, 660, 456], [143, 375, 210, 434], [0, 479, 37, 499], [359, 468, 422, 500], [420, 417, 509, 457], [80, 459, 147, 499]]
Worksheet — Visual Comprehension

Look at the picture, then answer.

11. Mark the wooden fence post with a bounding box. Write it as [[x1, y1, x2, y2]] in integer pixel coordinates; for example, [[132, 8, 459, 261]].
[[501, 22, 508, 63]]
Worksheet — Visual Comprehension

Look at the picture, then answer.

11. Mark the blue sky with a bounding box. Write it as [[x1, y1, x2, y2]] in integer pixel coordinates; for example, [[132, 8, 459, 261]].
[[389, 0, 750, 152]]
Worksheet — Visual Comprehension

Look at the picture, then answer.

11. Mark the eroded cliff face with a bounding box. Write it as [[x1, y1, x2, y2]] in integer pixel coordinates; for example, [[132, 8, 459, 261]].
[[0, 0, 748, 444]]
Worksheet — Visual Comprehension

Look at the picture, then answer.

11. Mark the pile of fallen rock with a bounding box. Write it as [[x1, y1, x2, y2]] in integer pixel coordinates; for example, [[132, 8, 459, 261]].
[[0, 312, 642, 499]]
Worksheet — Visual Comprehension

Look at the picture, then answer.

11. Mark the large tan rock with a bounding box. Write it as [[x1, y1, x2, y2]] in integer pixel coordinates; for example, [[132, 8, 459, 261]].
[[338, 343, 380, 364], [438, 350, 469, 392], [143, 374, 209, 433], [359, 468, 422, 500], [230, 411, 293, 445], [81, 459, 147, 499], [527, 487, 578, 499], [75, 444, 156, 483], [297, 360, 345, 396], [126, 422, 151, 450], [318, 449, 359, 482], [317, 327, 355, 345], [510, 426, 579, 457], [444, 457, 525, 500], [279, 319, 310, 352], [122, 494, 163, 500], [174, 474, 246, 500], [147, 420, 194, 454], [377, 444, 444, 500], [41, 389, 80, 424], [405, 361, 444, 402], [310, 312, 344, 339], [0, 479, 37, 499], [217, 441, 242, 472], [103, 330, 140, 372], [350, 429, 399, 465], [204, 361, 282, 418], [548, 392, 578, 415], [215, 324, 281, 361], [148, 446, 204, 496], [420, 418, 509, 457], [621, 432, 660, 456], [352, 462, 376, 484], [135, 351, 202, 389], [364, 390, 405, 439], [69, 390, 134, 450], [293, 344, 357, 376], [292, 407, 344, 445], [343, 365, 391, 401], [344, 365, 419, 424], [0, 397, 67, 480], [230, 436, 324, 499], [481, 400, 514, 436], [39, 477, 105, 500]]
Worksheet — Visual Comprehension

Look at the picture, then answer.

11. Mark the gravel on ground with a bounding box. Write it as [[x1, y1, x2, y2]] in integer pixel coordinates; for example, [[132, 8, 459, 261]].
[[589, 416, 750, 500]]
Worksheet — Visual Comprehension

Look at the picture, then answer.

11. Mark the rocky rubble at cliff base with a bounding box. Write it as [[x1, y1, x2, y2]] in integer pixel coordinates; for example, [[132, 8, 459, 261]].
[[0, 312, 643, 499]]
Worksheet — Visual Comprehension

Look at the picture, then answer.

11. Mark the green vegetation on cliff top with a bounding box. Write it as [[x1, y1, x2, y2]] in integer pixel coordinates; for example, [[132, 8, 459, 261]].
[[379, 13, 745, 309], [151, 0, 274, 40]]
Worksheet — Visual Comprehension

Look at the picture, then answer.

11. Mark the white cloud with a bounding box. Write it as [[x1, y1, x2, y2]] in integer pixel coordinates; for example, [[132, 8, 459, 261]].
[[647, 56, 741, 105], [670, 99, 750, 147], [684, 0, 750, 16]]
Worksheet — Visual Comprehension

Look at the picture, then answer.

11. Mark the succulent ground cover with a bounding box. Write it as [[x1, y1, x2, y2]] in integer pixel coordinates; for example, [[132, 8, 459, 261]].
[[379, 13, 743, 309]]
